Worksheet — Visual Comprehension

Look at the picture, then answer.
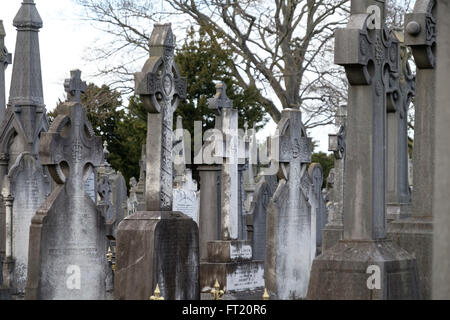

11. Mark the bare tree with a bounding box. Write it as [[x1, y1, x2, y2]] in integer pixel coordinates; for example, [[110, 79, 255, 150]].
[[166, 0, 351, 127], [74, 0, 412, 129], [75, 0, 351, 129]]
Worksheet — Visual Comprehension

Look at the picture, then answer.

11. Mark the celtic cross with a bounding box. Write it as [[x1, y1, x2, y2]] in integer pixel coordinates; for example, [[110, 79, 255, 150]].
[[64, 69, 87, 103], [335, 0, 399, 239], [135, 23, 187, 211], [39, 70, 103, 196]]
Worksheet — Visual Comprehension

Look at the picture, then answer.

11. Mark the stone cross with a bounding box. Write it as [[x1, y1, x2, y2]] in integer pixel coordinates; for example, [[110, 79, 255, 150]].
[[26, 70, 105, 300], [207, 82, 239, 240], [265, 108, 313, 299], [308, 0, 420, 301], [334, 0, 399, 240], [386, 32, 415, 219], [0, 20, 12, 122], [277, 111, 312, 183], [135, 23, 187, 212], [39, 69, 103, 193], [64, 69, 87, 103]]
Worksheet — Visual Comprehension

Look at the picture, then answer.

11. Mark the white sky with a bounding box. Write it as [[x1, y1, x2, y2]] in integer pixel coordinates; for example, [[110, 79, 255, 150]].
[[1, 0, 334, 153]]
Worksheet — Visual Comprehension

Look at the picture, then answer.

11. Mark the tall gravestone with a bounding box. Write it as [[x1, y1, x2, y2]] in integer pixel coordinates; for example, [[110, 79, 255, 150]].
[[308, 0, 420, 300], [388, 0, 437, 299], [432, 0, 450, 300], [115, 24, 199, 300], [386, 32, 414, 221], [200, 82, 264, 294], [25, 70, 107, 300], [0, 0, 50, 298], [322, 105, 347, 252], [265, 109, 313, 300]]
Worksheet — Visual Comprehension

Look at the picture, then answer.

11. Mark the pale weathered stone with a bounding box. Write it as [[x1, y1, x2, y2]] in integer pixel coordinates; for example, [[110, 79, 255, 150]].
[[265, 109, 313, 300], [25, 70, 106, 300]]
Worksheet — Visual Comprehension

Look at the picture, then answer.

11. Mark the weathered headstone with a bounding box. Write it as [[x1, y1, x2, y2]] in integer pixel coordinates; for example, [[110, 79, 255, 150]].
[[115, 23, 199, 300], [246, 174, 277, 261], [25, 70, 106, 300], [388, 0, 437, 300], [0, 20, 12, 123], [0, 0, 50, 298], [386, 32, 414, 221], [432, 0, 450, 300], [265, 108, 313, 300], [200, 82, 264, 294], [98, 142, 128, 239], [308, 0, 420, 300], [308, 163, 328, 255], [322, 105, 347, 252], [173, 169, 200, 224]]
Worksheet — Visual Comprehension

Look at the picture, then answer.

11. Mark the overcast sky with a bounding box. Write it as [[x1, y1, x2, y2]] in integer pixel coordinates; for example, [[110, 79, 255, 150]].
[[1, 0, 334, 154]]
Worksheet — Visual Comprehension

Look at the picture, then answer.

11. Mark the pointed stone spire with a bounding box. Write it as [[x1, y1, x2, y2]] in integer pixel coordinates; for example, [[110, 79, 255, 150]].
[[1, 20, 12, 123], [8, 0, 44, 108]]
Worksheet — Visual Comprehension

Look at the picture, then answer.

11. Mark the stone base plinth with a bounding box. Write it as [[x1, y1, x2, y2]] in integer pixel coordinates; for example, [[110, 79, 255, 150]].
[[200, 261, 264, 293], [115, 211, 199, 300], [388, 217, 432, 299], [322, 224, 343, 253], [307, 240, 420, 300], [387, 203, 412, 222], [207, 241, 253, 263], [201, 240, 264, 293]]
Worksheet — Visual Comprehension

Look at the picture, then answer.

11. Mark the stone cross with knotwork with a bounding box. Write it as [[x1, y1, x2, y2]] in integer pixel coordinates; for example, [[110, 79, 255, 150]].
[[386, 32, 415, 208], [277, 110, 312, 183], [335, 0, 399, 240], [208, 82, 239, 240], [135, 23, 186, 212], [0, 20, 12, 119], [39, 70, 103, 195]]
